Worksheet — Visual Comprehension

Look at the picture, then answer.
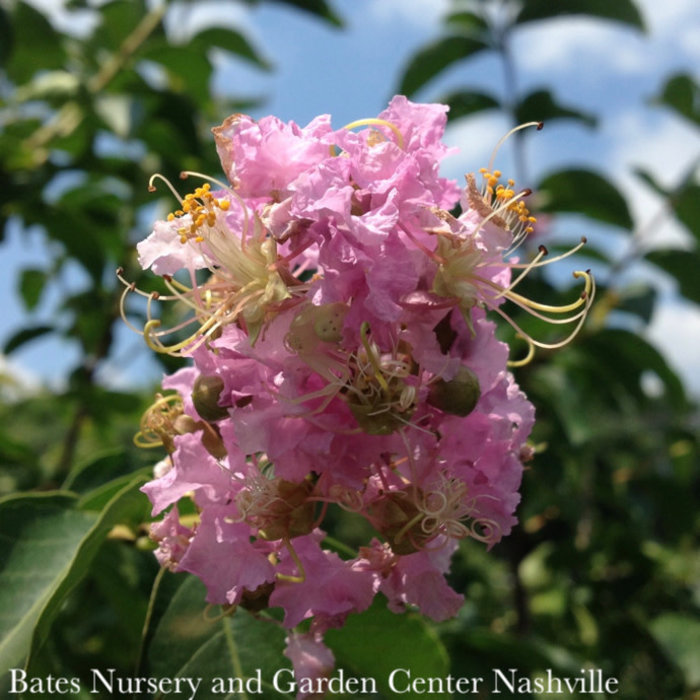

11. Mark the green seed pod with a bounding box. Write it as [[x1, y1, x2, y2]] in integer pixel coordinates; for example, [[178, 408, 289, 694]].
[[348, 401, 404, 435], [428, 366, 481, 417], [191, 375, 229, 422], [312, 302, 347, 343]]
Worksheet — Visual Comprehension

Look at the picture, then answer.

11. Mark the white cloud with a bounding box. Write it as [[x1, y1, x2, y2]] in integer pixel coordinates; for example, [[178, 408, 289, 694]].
[[513, 19, 648, 77], [0, 355, 43, 401], [363, 0, 450, 28], [443, 113, 512, 182]]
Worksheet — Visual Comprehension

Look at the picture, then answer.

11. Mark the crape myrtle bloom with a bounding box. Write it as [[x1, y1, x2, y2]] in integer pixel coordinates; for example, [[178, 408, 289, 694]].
[[121, 96, 594, 688]]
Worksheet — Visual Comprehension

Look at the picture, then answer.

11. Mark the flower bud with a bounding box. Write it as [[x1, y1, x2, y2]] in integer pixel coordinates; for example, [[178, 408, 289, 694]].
[[173, 415, 199, 435], [201, 425, 228, 460], [428, 366, 480, 417], [192, 375, 229, 422], [312, 302, 347, 343]]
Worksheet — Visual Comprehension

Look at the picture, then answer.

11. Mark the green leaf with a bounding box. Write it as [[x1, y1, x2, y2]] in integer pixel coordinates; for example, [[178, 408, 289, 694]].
[[0, 479, 146, 676], [654, 73, 700, 126], [516, 89, 596, 128], [189, 27, 271, 70], [582, 328, 686, 409], [441, 90, 500, 121], [516, 0, 645, 32], [267, 0, 344, 27], [143, 574, 293, 699], [650, 614, 700, 688], [77, 472, 150, 514], [5, 2, 67, 84], [143, 44, 213, 105], [2, 325, 54, 354], [63, 448, 135, 493], [43, 209, 107, 281], [18, 268, 48, 312], [325, 597, 449, 699], [634, 168, 700, 243], [445, 10, 489, 34], [0, 5, 13, 66], [615, 284, 657, 323], [646, 249, 700, 305], [536, 169, 633, 230], [674, 181, 700, 244], [92, 0, 154, 52], [398, 36, 488, 98]]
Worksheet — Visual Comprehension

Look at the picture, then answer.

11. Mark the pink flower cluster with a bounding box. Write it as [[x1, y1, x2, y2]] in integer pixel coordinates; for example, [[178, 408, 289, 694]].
[[124, 97, 590, 684]]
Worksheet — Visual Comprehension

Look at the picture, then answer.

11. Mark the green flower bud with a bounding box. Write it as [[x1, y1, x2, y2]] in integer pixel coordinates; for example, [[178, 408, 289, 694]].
[[312, 302, 347, 343], [428, 366, 480, 417], [191, 375, 229, 422], [201, 424, 228, 460]]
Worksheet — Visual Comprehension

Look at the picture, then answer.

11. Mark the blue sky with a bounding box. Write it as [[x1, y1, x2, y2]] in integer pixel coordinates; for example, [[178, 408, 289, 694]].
[[2, 0, 699, 394]]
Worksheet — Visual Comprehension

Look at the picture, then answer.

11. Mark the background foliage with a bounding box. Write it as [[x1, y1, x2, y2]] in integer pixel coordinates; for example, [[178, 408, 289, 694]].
[[0, 0, 698, 698]]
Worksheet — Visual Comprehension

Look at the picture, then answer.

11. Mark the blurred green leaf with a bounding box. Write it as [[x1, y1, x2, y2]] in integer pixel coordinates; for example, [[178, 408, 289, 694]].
[[582, 328, 686, 409], [399, 36, 488, 98], [5, 2, 66, 83], [3, 325, 54, 355], [445, 10, 489, 34], [537, 169, 634, 230], [441, 89, 500, 121], [634, 167, 700, 243], [189, 27, 272, 70], [650, 614, 700, 688], [654, 73, 700, 126], [674, 181, 700, 244], [0, 6, 13, 66], [326, 597, 450, 699], [143, 574, 293, 699], [64, 448, 133, 493], [615, 284, 657, 323], [91, 0, 156, 52], [143, 43, 213, 104], [516, 89, 597, 128], [44, 211, 108, 281], [645, 249, 700, 305], [18, 268, 48, 312], [516, 0, 645, 32], [267, 0, 343, 27]]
